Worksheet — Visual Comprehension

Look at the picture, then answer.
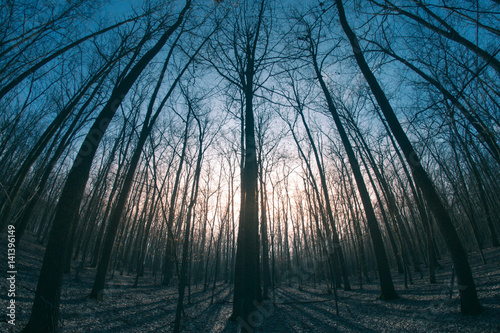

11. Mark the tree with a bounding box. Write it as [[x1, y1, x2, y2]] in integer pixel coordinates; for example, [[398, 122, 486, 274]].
[[206, 0, 273, 327], [21, 2, 192, 331], [334, 0, 482, 314], [277, 76, 352, 291], [89, 13, 213, 297], [174, 99, 208, 333], [297, 15, 398, 299]]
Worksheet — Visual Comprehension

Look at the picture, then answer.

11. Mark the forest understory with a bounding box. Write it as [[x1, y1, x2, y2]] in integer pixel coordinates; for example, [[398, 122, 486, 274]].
[[1, 233, 499, 333]]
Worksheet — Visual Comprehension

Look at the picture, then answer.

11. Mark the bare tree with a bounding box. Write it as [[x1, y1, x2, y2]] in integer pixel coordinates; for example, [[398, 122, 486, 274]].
[[294, 14, 398, 299], [334, 0, 482, 314], [21, 2, 192, 331], [205, 0, 274, 327]]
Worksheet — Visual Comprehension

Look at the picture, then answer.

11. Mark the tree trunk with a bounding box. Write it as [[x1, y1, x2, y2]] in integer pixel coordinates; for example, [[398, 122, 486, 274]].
[[308, 33, 397, 299], [21, 4, 191, 330], [335, 0, 481, 314]]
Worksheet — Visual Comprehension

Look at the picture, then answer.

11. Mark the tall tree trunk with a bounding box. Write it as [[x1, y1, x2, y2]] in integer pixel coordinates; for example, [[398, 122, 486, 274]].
[[230, 2, 266, 328], [173, 114, 205, 333], [308, 32, 397, 299], [21, 4, 191, 330], [231, 76, 262, 325], [335, 0, 481, 314], [162, 110, 192, 285], [260, 173, 272, 299]]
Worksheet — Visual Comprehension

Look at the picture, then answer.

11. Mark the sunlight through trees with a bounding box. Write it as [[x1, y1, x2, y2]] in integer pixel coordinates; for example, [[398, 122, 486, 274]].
[[0, 0, 498, 332]]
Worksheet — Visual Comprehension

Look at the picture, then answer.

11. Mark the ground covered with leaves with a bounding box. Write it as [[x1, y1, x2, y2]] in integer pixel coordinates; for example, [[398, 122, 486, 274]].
[[1, 234, 499, 332]]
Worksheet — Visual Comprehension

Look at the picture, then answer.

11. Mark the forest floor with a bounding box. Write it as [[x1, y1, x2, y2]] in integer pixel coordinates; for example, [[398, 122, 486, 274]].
[[1, 233, 499, 332]]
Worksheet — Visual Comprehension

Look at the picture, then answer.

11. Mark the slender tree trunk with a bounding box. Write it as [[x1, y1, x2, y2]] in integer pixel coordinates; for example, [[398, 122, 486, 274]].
[[296, 108, 352, 291], [162, 110, 192, 285], [231, 80, 262, 325], [308, 32, 397, 299], [21, 5, 191, 330], [173, 115, 204, 333], [260, 176, 272, 299], [230, 2, 266, 327], [335, 0, 481, 314]]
